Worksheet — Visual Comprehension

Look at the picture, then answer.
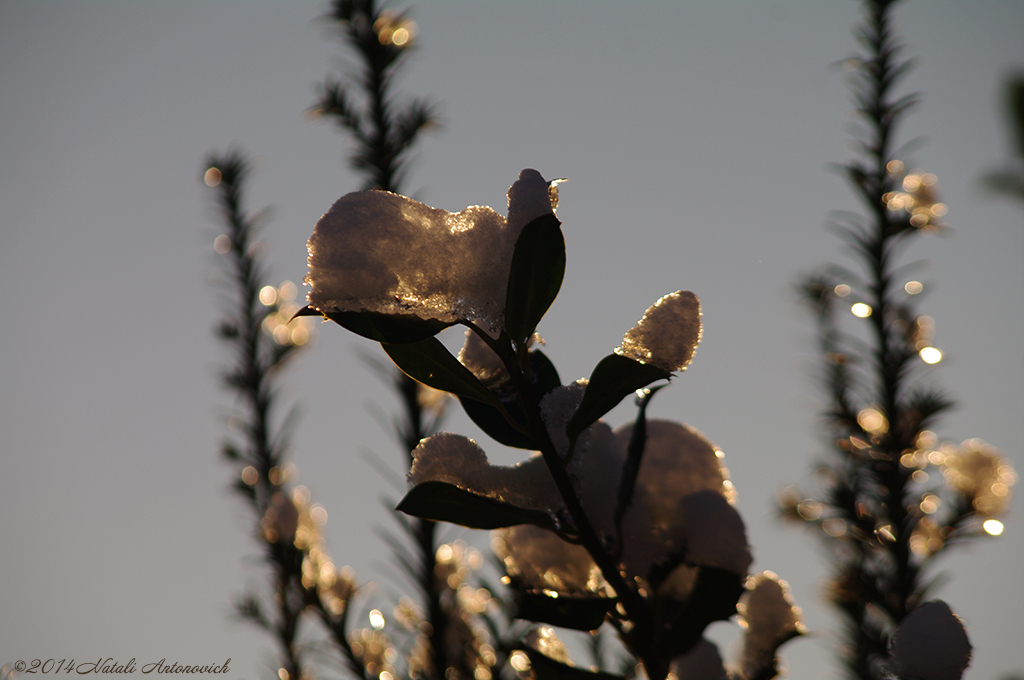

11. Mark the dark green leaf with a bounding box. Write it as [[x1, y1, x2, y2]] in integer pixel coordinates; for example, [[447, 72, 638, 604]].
[[505, 215, 566, 345], [292, 305, 321, 318], [515, 590, 614, 631], [660, 567, 745, 659], [459, 395, 536, 449], [530, 348, 562, 398], [455, 348, 560, 450], [615, 386, 664, 527], [524, 648, 623, 680], [396, 481, 558, 532], [382, 337, 500, 407], [309, 307, 453, 343], [567, 354, 670, 440]]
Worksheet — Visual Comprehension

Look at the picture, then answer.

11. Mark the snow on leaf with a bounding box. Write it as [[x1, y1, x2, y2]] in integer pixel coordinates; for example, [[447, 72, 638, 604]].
[[738, 572, 805, 679], [540, 381, 590, 457], [408, 433, 561, 514], [493, 415, 751, 589], [608, 421, 748, 576], [616, 291, 701, 373], [493, 525, 605, 595], [305, 169, 554, 333], [458, 327, 509, 385]]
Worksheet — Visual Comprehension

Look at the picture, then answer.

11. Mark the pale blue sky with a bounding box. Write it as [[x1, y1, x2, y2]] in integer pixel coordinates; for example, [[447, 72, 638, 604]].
[[2, 2, 1022, 679]]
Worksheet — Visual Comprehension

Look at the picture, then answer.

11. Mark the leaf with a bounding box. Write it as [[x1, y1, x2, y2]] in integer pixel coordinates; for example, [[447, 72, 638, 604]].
[[505, 214, 566, 345], [459, 395, 537, 449], [530, 348, 563, 398], [299, 306, 453, 344], [661, 567, 746, 660], [455, 348, 560, 450], [382, 337, 500, 407], [523, 649, 623, 680], [292, 305, 321, 318], [396, 480, 558, 532], [615, 386, 664, 527], [515, 590, 614, 631], [567, 354, 670, 440]]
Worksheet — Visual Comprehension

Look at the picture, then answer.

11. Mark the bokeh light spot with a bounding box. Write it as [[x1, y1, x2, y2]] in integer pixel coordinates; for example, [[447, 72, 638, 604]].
[[369, 609, 385, 629], [919, 494, 940, 514], [260, 285, 278, 306], [509, 652, 530, 672], [279, 280, 298, 301], [851, 302, 872, 318], [204, 167, 222, 187], [983, 519, 1004, 536], [823, 518, 847, 537], [391, 28, 410, 45], [214, 234, 231, 254], [857, 408, 888, 434]]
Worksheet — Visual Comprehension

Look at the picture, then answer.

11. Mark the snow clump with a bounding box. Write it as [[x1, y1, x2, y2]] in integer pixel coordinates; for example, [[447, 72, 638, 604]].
[[616, 291, 702, 373], [306, 169, 554, 333]]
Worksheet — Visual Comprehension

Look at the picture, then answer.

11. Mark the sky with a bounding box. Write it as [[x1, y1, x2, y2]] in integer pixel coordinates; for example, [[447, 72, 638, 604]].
[[1, 1, 1022, 679]]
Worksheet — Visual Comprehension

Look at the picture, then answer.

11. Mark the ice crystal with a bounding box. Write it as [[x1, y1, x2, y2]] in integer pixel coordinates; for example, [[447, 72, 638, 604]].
[[306, 169, 554, 332], [616, 291, 701, 372], [890, 600, 972, 680]]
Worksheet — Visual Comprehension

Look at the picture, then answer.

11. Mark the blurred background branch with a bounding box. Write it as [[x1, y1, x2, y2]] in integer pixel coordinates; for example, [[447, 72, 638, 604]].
[[205, 150, 319, 680], [980, 72, 1024, 203], [782, 2, 1016, 679]]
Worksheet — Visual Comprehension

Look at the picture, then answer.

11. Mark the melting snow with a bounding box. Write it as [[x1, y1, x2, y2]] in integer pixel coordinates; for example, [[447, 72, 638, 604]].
[[420, 414, 752, 588], [306, 170, 554, 332], [408, 432, 561, 513], [493, 524, 605, 594], [539, 381, 590, 457], [738, 572, 805, 678], [616, 291, 702, 372]]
